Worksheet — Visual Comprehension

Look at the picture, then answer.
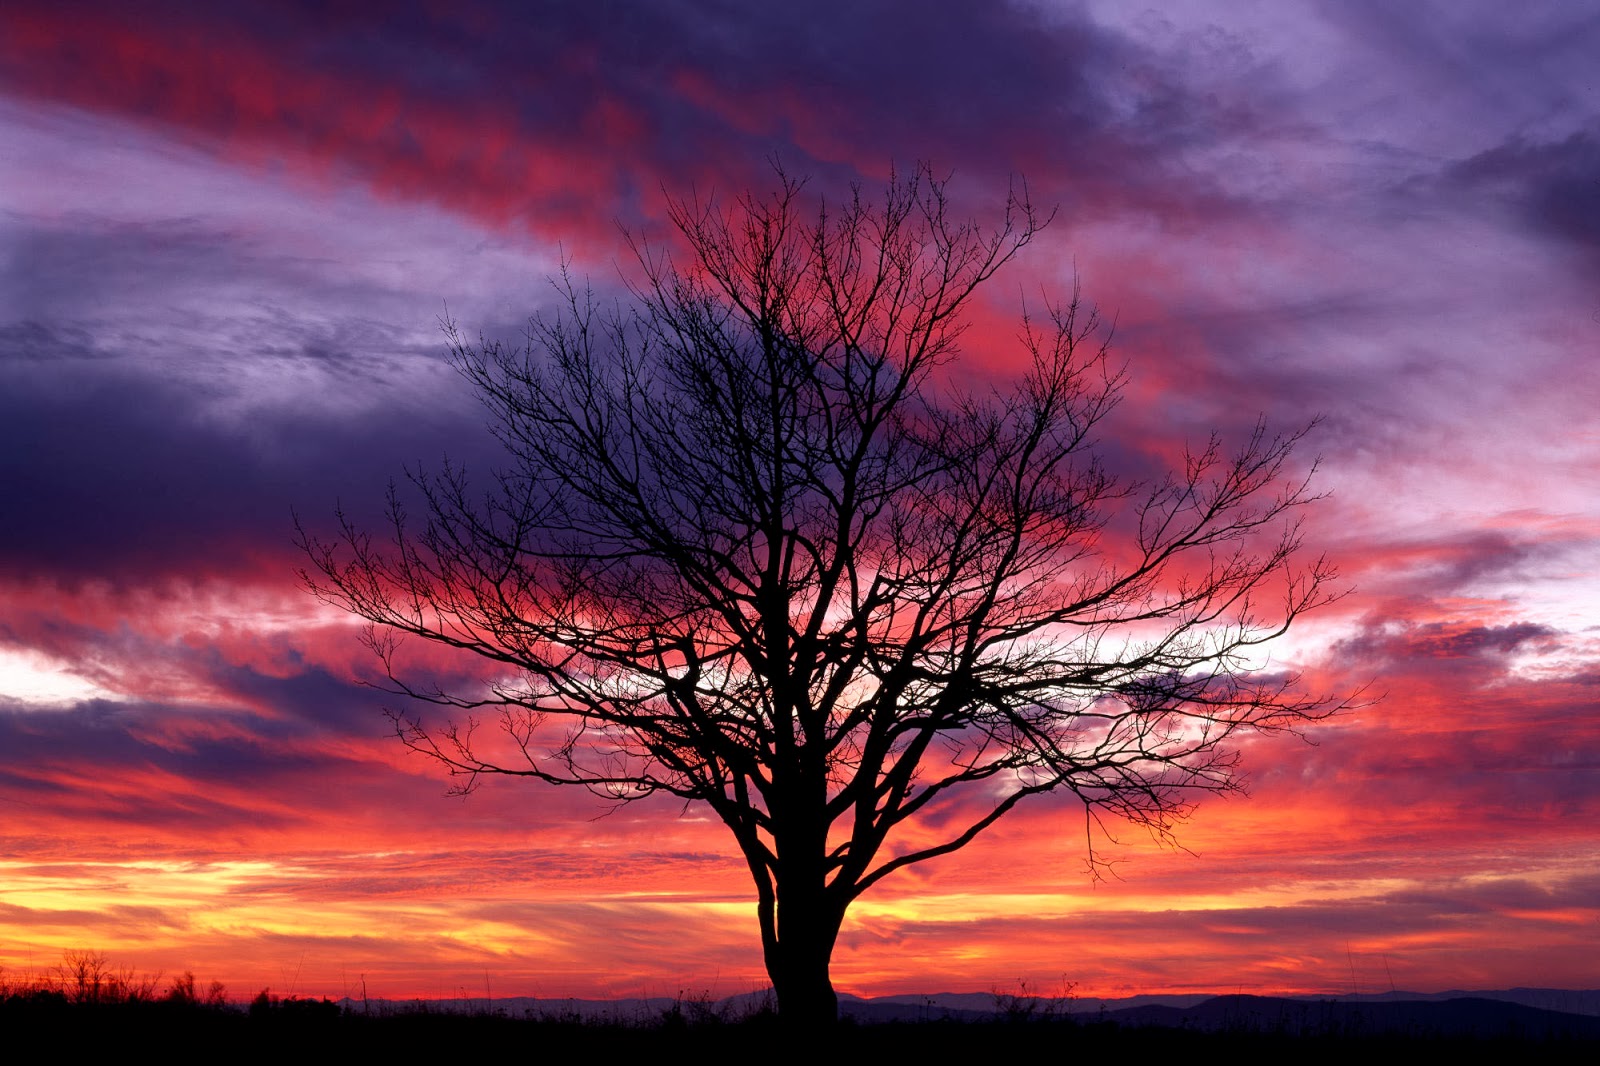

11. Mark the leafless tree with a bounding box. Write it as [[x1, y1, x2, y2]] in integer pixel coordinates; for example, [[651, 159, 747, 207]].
[[300, 164, 1343, 1027]]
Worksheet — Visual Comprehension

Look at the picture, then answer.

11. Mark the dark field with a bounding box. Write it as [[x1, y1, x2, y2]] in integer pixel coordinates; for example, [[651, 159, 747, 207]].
[[6, 990, 1598, 1059]]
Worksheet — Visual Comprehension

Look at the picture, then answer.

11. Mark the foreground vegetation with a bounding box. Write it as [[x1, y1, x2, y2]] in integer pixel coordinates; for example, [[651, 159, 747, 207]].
[[5, 955, 1595, 1057], [5, 995, 1597, 1059]]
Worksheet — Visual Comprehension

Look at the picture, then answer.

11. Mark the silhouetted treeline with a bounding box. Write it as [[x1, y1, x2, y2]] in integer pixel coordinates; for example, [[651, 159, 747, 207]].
[[5, 955, 1597, 1052], [5, 991, 1599, 1056]]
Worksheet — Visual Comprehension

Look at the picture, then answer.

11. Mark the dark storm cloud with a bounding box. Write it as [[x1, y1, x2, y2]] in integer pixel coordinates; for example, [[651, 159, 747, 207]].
[[196, 653, 389, 735], [1333, 620, 1556, 668], [0, 212, 450, 381], [0, 319, 494, 583], [0, 711, 305, 833], [2, 214, 244, 315], [1327, 2, 1600, 277], [0, 695, 347, 783], [0, 0, 1251, 231], [0, 200, 616, 584], [0, 365, 466, 579], [0, 676, 393, 839], [0, 371, 271, 576], [1388, 531, 1556, 593], [1442, 127, 1600, 277]]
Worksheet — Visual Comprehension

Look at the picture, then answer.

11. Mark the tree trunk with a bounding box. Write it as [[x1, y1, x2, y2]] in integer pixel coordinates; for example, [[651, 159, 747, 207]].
[[762, 806, 848, 1028], [766, 884, 846, 1027]]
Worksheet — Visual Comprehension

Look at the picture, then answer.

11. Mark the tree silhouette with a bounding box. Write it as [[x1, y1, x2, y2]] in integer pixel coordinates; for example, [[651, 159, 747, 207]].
[[300, 165, 1343, 1027]]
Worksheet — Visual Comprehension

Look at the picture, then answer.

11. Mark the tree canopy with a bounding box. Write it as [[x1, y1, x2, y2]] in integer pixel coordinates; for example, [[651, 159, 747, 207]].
[[300, 165, 1342, 1026]]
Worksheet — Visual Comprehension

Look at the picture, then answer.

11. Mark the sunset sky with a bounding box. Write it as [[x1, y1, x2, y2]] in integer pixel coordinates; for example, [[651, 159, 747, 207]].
[[2, 1, 1597, 1002]]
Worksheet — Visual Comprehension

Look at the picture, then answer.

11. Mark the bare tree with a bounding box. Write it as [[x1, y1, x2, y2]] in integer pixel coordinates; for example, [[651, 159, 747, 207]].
[[300, 165, 1342, 1027]]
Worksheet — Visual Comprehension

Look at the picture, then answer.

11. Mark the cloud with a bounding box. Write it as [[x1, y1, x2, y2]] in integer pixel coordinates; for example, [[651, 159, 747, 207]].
[[1332, 619, 1557, 669], [1438, 126, 1600, 279], [0, 327, 491, 583], [0, 0, 1269, 238]]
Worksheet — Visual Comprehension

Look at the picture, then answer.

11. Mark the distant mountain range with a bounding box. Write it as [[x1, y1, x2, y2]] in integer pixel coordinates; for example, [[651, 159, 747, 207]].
[[858, 986, 1600, 1019], [341, 987, 1600, 1038], [845, 989, 1600, 1038]]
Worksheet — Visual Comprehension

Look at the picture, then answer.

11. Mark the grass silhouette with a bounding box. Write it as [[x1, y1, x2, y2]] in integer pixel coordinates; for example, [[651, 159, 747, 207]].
[[5, 952, 1597, 1054]]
